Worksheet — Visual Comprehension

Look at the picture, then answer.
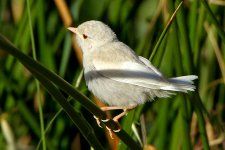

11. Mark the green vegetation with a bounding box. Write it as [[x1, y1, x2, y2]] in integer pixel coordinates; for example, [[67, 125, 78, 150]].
[[0, 0, 224, 149]]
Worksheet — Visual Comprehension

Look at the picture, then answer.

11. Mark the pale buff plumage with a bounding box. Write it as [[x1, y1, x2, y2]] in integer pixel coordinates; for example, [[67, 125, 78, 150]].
[[68, 20, 197, 135]]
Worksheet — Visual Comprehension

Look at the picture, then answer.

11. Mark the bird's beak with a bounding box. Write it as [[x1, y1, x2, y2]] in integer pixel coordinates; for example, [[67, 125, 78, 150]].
[[67, 27, 83, 39], [67, 27, 77, 34]]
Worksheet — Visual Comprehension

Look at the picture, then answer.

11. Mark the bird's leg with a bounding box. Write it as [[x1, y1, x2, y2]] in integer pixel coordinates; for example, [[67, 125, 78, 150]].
[[93, 115, 103, 128], [94, 105, 136, 138], [94, 106, 134, 127], [94, 106, 127, 128], [104, 109, 130, 139], [111, 109, 129, 132]]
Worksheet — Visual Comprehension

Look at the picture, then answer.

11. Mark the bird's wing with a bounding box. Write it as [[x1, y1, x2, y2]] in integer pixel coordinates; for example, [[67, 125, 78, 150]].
[[91, 42, 170, 89], [138, 56, 163, 76]]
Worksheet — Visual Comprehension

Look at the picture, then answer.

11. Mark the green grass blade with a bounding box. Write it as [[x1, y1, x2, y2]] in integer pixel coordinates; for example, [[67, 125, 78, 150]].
[[192, 94, 210, 150], [26, 0, 46, 149], [0, 34, 142, 150], [25, 64, 105, 150], [201, 0, 225, 43], [149, 1, 183, 61], [59, 33, 72, 77]]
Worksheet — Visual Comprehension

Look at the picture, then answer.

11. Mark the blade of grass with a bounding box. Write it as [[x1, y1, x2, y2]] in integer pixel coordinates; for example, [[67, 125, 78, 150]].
[[204, 23, 225, 84], [24, 64, 105, 150], [175, 0, 210, 149], [0, 34, 104, 118], [59, 33, 72, 77], [37, 0, 55, 71], [17, 100, 41, 137], [189, 0, 199, 51], [175, 0, 193, 74], [155, 100, 170, 149], [192, 94, 210, 150], [0, 34, 142, 150], [36, 105, 63, 150], [143, 4, 184, 147], [36, 70, 83, 149], [171, 3, 192, 149], [29, 72, 103, 149], [192, 4, 205, 66], [154, 29, 174, 149], [26, 0, 46, 149], [149, 1, 183, 61], [177, 0, 209, 150], [201, 0, 225, 43], [169, 110, 183, 149], [18, 100, 56, 150]]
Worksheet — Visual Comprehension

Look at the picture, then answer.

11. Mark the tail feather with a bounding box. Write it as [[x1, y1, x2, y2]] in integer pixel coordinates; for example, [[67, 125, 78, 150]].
[[160, 75, 198, 93]]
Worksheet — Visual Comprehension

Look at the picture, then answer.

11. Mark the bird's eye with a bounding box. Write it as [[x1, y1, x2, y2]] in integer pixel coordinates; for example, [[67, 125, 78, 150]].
[[82, 34, 88, 39]]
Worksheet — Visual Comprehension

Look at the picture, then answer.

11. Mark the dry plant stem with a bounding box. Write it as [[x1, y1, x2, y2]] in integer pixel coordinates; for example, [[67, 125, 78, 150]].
[[54, 0, 72, 27], [204, 23, 225, 84], [54, 0, 83, 64], [201, 0, 225, 43]]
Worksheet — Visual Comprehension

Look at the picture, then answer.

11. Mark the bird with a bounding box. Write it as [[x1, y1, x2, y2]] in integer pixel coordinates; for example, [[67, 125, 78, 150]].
[[68, 20, 198, 135]]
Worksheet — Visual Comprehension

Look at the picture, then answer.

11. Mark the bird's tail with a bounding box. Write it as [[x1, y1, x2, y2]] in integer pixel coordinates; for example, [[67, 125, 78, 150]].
[[160, 75, 198, 93]]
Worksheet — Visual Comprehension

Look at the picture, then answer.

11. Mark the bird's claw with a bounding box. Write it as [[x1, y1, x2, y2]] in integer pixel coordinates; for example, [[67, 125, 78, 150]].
[[112, 118, 121, 132], [105, 119, 121, 139], [93, 115, 103, 128], [93, 115, 121, 139]]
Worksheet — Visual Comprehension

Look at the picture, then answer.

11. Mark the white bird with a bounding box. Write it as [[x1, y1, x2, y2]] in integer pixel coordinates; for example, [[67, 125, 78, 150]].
[[68, 20, 198, 134]]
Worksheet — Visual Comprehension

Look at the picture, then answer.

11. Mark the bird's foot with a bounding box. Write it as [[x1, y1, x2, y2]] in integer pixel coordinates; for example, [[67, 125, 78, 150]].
[[103, 118, 121, 139], [93, 115, 110, 128]]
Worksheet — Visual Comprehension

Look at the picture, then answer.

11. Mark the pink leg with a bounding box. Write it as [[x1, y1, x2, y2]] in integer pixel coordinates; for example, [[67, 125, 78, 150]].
[[94, 105, 136, 125], [113, 111, 129, 122], [99, 105, 137, 138], [94, 106, 130, 127], [100, 105, 136, 111], [94, 105, 137, 138]]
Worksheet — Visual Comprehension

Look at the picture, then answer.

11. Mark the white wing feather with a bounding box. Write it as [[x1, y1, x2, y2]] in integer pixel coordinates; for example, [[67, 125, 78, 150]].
[[90, 42, 197, 92], [91, 43, 170, 89]]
